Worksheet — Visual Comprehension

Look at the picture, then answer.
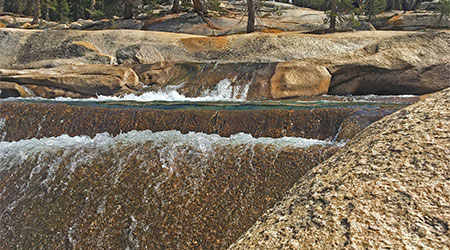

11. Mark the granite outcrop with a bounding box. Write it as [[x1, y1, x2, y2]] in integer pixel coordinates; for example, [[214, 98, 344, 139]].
[[230, 88, 450, 249]]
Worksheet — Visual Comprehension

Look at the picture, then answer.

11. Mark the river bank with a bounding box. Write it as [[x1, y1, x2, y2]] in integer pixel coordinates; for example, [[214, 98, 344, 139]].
[[1, 28, 449, 100]]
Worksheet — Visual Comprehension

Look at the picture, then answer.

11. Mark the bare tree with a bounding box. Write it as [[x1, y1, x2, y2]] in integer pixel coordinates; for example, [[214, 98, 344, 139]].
[[368, 0, 375, 21], [192, 0, 205, 14], [32, 0, 40, 24], [91, 0, 96, 11], [329, 0, 337, 30], [247, 0, 255, 33], [124, 0, 133, 19], [172, 0, 180, 13], [411, 0, 422, 10]]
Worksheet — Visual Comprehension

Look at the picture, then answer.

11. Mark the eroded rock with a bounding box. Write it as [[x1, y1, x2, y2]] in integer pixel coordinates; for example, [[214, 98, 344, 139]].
[[270, 61, 331, 99], [0, 81, 30, 98], [0, 65, 140, 96]]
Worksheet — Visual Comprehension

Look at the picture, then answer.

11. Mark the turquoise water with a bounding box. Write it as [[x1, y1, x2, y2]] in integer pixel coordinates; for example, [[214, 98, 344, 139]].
[[0, 96, 415, 110]]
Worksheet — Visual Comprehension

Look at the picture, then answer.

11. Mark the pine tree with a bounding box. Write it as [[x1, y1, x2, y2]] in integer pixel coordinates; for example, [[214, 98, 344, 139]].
[[57, 0, 69, 21], [3, 0, 24, 13], [123, 0, 133, 19]]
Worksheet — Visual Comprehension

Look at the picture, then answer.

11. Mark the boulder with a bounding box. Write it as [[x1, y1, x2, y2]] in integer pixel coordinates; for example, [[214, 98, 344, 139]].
[[51, 24, 69, 30], [69, 22, 82, 29], [19, 22, 37, 29], [231, 87, 450, 249], [78, 19, 95, 29], [379, 12, 450, 30], [0, 65, 141, 96], [38, 21, 58, 29], [329, 63, 450, 95], [22, 84, 87, 98], [134, 60, 329, 99], [118, 19, 145, 30], [270, 61, 331, 99], [89, 19, 113, 30], [328, 32, 450, 95], [0, 81, 30, 98], [352, 21, 376, 31], [0, 15, 33, 28], [116, 44, 165, 64]]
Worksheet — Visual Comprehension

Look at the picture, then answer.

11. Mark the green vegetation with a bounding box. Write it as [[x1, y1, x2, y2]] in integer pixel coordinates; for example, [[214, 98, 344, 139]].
[[1, 0, 448, 32], [2, 0, 168, 21], [436, 0, 450, 25]]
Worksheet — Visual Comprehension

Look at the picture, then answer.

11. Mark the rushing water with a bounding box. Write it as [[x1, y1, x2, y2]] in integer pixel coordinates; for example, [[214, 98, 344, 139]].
[[0, 130, 338, 249], [0, 79, 418, 248], [0, 76, 417, 108]]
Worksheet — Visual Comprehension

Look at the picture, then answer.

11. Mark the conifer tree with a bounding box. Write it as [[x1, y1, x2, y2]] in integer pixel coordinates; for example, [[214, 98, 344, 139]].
[[3, 0, 24, 13], [31, 0, 39, 23], [57, 0, 69, 21], [247, 0, 255, 33], [123, 0, 133, 19]]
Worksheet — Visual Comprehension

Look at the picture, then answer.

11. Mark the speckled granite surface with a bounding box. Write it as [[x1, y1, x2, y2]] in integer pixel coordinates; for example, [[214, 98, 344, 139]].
[[231, 88, 450, 249]]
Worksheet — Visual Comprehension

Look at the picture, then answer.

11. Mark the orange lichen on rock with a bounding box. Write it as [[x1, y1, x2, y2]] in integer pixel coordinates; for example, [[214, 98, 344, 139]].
[[260, 29, 284, 33], [180, 36, 229, 52], [387, 14, 403, 26]]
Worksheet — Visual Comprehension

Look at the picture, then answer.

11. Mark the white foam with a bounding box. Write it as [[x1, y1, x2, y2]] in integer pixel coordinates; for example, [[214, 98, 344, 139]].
[[0, 130, 336, 172], [0, 79, 251, 103]]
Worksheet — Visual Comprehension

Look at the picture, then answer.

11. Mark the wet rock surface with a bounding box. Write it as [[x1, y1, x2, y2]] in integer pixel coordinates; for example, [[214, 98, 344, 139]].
[[0, 130, 338, 249], [230, 88, 450, 249], [0, 101, 403, 142], [0, 65, 140, 96], [133, 60, 329, 99]]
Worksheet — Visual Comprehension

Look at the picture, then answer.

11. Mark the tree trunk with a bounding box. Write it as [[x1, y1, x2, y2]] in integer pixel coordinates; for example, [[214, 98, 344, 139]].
[[329, 0, 336, 31], [437, 13, 444, 26], [368, 0, 375, 21], [411, 0, 422, 10], [32, 0, 40, 24], [394, 0, 401, 9], [386, 0, 395, 10], [247, 0, 255, 33], [91, 0, 96, 11], [45, 0, 49, 20], [172, 0, 180, 13], [192, 0, 204, 14], [124, 0, 133, 19]]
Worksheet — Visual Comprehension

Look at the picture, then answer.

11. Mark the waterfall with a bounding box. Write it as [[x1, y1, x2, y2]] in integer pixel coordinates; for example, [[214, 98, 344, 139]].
[[0, 130, 338, 249], [0, 79, 251, 103]]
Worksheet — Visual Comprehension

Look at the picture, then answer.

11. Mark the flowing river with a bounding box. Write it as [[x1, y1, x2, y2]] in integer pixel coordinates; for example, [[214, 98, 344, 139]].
[[0, 83, 418, 249]]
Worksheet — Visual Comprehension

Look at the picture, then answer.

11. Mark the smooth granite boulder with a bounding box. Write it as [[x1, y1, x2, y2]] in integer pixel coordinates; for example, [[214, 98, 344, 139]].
[[231, 88, 450, 249]]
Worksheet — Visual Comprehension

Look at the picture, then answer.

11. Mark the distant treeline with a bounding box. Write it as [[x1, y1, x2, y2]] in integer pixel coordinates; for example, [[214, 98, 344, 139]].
[[0, 0, 169, 21], [0, 0, 445, 23], [291, 0, 427, 11]]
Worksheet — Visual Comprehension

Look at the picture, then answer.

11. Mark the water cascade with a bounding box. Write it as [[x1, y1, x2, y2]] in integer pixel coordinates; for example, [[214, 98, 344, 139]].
[[0, 92, 416, 249], [0, 101, 404, 142], [0, 130, 338, 249]]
